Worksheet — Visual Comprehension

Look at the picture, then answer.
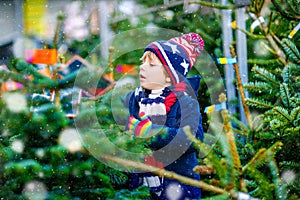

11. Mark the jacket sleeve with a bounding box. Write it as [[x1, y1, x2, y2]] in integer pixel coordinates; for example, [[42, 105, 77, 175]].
[[122, 90, 135, 109], [148, 95, 204, 153]]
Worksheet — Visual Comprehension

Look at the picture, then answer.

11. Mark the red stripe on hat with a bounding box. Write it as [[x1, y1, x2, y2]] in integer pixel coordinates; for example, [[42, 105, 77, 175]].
[[149, 44, 177, 84], [176, 38, 199, 65], [172, 38, 193, 57], [176, 38, 194, 53], [169, 39, 193, 68]]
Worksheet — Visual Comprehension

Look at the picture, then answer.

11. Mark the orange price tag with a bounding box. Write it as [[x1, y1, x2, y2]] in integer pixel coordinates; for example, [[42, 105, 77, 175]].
[[25, 49, 57, 65]]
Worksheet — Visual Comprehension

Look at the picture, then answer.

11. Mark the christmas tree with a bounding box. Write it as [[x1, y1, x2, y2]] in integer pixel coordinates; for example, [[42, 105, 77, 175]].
[[0, 0, 299, 199]]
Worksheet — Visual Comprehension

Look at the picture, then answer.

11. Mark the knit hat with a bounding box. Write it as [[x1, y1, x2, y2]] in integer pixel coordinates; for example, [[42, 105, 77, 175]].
[[144, 32, 204, 84]]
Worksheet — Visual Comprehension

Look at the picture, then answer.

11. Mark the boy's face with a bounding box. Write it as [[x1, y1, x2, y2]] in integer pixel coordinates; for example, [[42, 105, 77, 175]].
[[139, 52, 170, 90]]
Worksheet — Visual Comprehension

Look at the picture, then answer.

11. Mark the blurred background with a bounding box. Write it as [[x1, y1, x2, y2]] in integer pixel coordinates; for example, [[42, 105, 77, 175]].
[[0, 0, 299, 199]]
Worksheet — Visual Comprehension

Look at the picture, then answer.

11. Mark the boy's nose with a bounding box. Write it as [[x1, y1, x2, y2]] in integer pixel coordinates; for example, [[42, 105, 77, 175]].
[[140, 63, 147, 71]]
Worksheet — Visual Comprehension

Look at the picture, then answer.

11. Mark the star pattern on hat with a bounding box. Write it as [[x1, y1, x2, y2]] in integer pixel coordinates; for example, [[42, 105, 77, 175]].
[[164, 42, 180, 54], [180, 59, 189, 75]]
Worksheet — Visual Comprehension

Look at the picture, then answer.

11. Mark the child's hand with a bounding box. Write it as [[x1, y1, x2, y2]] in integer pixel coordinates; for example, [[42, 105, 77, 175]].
[[128, 112, 152, 137]]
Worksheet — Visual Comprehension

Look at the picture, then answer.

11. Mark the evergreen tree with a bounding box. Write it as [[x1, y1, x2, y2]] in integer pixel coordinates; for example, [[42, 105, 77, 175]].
[[0, 0, 299, 199]]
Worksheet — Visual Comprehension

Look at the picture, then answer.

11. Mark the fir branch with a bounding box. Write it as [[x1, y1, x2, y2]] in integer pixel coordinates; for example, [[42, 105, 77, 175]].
[[281, 63, 297, 85], [243, 82, 274, 94], [188, 1, 235, 10], [247, 58, 280, 65], [229, 115, 250, 133], [267, 11, 274, 35], [53, 12, 65, 50], [259, 19, 287, 65], [234, 26, 266, 39], [100, 154, 229, 195], [193, 165, 215, 175], [201, 193, 230, 200], [216, 95, 241, 189], [242, 148, 267, 174], [246, 167, 274, 197], [0, 70, 56, 89], [272, 106, 292, 122], [57, 73, 77, 88], [291, 107, 300, 125], [281, 38, 300, 64], [271, 0, 300, 20], [13, 60, 46, 79], [268, 119, 288, 132], [284, 126, 300, 135], [252, 114, 264, 131], [231, 127, 248, 137], [184, 126, 227, 185], [245, 179, 258, 188], [251, 66, 280, 86], [195, 27, 217, 45], [220, 104, 243, 191], [256, 132, 276, 141], [251, 0, 265, 14], [248, 187, 260, 197], [203, 133, 218, 144], [267, 141, 283, 155], [289, 0, 300, 14], [280, 161, 300, 168], [280, 83, 291, 108], [246, 98, 274, 109], [268, 152, 288, 200], [242, 142, 283, 174], [0, 62, 96, 91]]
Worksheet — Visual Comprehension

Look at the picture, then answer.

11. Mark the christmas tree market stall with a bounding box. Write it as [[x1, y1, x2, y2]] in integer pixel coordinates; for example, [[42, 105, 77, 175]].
[[0, 0, 299, 199]]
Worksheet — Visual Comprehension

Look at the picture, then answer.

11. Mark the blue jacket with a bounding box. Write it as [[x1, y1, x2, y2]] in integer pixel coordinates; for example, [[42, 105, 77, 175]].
[[127, 76, 204, 199]]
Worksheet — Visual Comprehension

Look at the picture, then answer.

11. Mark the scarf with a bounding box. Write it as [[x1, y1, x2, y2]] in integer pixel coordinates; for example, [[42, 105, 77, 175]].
[[134, 82, 187, 125], [135, 87, 168, 125]]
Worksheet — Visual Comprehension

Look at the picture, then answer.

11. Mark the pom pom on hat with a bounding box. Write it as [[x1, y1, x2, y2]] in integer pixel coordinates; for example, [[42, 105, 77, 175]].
[[144, 32, 204, 84]]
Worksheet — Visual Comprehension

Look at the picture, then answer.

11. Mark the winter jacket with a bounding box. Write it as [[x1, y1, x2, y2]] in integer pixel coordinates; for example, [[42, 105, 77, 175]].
[[126, 76, 204, 199]]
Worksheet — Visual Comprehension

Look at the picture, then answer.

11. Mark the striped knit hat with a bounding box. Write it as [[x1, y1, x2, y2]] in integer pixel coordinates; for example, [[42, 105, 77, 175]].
[[144, 32, 204, 84]]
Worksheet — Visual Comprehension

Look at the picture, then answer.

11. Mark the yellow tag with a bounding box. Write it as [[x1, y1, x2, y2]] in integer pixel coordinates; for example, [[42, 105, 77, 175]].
[[288, 30, 297, 39], [206, 105, 215, 114], [219, 58, 227, 64], [231, 21, 237, 29]]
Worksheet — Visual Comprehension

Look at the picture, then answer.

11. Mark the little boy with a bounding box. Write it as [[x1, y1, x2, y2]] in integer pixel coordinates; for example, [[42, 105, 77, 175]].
[[126, 33, 205, 199]]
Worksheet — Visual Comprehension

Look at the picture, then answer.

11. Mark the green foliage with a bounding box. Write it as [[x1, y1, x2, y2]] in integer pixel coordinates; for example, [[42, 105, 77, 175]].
[[250, 0, 265, 14], [1, 0, 299, 199], [187, 120, 285, 199], [0, 85, 141, 199], [68, 34, 100, 58], [201, 193, 230, 200], [243, 25, 300, 199], [246, 39, 300, 157], [282, 39, 300, 64], [271, 0, 300, 20]]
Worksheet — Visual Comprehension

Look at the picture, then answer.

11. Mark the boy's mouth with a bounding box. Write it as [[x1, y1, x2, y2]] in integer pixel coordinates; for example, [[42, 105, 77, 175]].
[[139, 74, 146, 80]]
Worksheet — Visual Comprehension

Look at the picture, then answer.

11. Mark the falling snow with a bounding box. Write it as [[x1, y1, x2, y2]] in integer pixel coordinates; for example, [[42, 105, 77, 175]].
[[36, 149, 45, 158], [165, 183, 183, 200], [3, 92, 27, 113], [58, 128, 82, 153], [281, 170, 296, 183], [23, 180, 48, 200], [11, 139, 25, 153]]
